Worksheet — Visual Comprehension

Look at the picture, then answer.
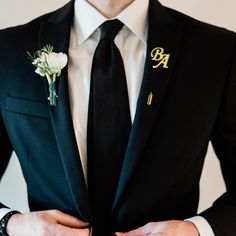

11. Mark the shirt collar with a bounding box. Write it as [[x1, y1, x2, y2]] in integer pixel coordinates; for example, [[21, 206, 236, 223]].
[[73, 0, 149, 45]]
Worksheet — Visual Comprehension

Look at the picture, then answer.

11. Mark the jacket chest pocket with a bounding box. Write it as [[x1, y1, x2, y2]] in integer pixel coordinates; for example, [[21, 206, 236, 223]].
[[6, 95, 50, 119]]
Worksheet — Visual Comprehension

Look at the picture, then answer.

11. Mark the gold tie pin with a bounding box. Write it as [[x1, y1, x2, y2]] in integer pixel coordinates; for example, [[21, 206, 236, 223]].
[[147, 92, 153, 106]]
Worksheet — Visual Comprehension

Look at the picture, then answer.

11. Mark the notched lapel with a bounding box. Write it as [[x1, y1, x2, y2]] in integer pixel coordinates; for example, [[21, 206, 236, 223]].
[[39, 1, 92, 222], [113, 0, 184, 210]]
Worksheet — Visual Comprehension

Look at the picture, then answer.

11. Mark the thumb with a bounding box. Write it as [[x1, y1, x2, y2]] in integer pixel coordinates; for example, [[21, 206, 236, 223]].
[[48, 210, 89, 228]]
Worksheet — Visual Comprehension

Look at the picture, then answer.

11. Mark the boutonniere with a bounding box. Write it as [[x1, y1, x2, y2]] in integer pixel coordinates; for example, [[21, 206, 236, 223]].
[[150, 47, 170, 69], [28, 44, 68, 106]]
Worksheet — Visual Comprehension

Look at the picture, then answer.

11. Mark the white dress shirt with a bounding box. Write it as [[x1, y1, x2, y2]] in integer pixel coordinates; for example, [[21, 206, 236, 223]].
[[0, 1, 215, 235]]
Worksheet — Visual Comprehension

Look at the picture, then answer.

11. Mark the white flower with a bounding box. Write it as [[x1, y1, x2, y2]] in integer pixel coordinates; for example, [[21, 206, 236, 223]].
[[32, 58, 41, 65], [45, 52, 68, 70], [28, 44, 68, 106]]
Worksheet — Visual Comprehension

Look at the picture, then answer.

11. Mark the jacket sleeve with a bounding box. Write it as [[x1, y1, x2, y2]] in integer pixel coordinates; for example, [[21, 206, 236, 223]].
[[0, 108, 13, 209], [200, 35, 236, 236]]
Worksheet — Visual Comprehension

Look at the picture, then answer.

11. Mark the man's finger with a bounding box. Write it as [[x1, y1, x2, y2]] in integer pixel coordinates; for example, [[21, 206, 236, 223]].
[[55, 224, 90, 236], [116, 222, 155, 236], [48, 210, 89, 228], [116, 222, 158, 235]]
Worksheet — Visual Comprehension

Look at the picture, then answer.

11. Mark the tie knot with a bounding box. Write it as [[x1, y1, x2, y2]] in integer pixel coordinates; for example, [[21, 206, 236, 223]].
[[99, 20, 124, 40]]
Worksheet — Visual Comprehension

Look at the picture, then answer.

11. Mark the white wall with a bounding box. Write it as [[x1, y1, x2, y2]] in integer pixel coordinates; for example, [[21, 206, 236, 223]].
[[0, 0, 235, 214]]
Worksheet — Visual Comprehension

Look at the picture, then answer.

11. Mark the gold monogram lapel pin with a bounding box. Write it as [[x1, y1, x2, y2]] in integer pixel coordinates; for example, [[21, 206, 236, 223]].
[[151, 47, 170, 69]]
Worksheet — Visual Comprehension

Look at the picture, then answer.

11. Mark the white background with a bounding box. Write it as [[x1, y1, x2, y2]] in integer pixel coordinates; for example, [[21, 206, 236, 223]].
[[0, 0, 235, 214]]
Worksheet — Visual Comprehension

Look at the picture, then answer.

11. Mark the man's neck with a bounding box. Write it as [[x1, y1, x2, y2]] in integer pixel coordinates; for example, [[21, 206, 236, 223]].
[[86, 0, 134, 18]]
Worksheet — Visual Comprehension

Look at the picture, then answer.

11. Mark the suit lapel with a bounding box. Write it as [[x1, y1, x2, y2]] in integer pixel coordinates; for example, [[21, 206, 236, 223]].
[[113, 0, 184, 210], [39, 1, 92, 222]]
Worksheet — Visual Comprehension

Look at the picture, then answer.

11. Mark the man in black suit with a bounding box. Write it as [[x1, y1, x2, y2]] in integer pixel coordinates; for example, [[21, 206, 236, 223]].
[[0, 0, 236, 235]]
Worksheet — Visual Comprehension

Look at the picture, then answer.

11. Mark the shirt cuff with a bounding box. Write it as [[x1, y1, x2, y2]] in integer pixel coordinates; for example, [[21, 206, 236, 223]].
[[185, 216, 215, 236], [0, 208, 15, 220]]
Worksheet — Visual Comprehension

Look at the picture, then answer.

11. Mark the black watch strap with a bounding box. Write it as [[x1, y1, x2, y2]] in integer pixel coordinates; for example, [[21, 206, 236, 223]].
[[0, 211, 20, 236]]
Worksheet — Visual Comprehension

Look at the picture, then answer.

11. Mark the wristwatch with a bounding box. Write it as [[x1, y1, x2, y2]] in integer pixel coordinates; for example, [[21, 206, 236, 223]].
[[0, 211, 19, 236]]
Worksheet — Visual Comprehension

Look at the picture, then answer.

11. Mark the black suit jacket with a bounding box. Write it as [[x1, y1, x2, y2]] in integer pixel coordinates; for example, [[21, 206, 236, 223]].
[[0, 0, 236, 235]]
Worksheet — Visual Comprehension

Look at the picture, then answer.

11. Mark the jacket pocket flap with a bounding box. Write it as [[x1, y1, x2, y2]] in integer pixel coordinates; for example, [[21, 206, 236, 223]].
[[6, 96, 50, 119]]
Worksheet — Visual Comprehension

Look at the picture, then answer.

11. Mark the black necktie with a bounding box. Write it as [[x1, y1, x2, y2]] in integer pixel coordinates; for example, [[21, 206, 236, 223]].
[[87, 20, 131, 235]]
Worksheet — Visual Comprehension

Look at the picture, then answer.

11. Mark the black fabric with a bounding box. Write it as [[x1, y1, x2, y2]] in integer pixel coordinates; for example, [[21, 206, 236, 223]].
[[0, 1, 236, 235], [87, 20, 131, 235]]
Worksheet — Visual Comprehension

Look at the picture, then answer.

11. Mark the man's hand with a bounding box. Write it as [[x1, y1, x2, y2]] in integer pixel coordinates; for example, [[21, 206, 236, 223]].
[[116, 220, 200, 236], [6, 209, 90, 236]]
